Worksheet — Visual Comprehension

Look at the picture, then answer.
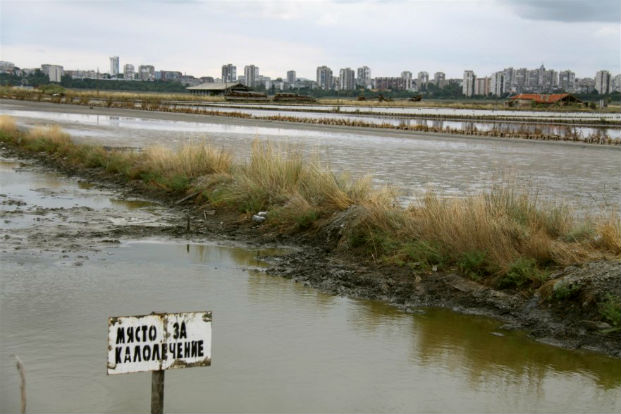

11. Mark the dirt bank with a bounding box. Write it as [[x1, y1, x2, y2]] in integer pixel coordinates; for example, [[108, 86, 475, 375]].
[[2, 142, 619, 358]]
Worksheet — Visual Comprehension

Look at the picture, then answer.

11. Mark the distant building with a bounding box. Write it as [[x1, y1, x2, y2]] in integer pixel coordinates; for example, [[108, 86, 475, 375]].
[[41, 64, 64, 82], [110, 56, 119, 76], [558, 70, 575, 92], [595, 70, 611, 94], [474, 77, 491, 96], [244, 65, 259, 87], [160, 71, 182, 81], [286, 70, 296, 85], [374, 77, 406, 91], [338, 67, 355, 90], [542, 69, 558, 91], [187, 81, 251, 96], [508, 93, 582, 107], [417, 71, 429, 90], [123, 64, 135, 80], [0, 61, 15, 73], [462, 70, 476, 97], [401, 71, 413, 90], [222, 64, 237, 82], [502, 67, 514, 93], [357, 66, 372, 88], [66, 69, 98, 80], [316, 65, 333, 90], [490, 72, 504, 96], [612, 74, 621, 93], [433, 72, 446, 88], [526, 69, 540, 90], [138, 65, 155, 81], [513, 68, 527, 92], [575, 77, 595, 94]]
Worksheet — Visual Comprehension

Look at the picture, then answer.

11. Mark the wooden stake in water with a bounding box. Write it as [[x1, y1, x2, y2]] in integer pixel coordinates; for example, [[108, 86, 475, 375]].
[[151, 370, 165, 414], [14, 355, 26, 414]]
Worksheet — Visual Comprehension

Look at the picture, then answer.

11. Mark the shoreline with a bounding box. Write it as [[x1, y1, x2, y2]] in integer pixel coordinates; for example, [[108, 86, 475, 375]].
[[2, 99, 620, 151]]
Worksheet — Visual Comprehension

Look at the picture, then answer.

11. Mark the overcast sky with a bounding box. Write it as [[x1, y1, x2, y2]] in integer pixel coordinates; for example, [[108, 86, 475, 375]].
[[1, 0, 619, 79]]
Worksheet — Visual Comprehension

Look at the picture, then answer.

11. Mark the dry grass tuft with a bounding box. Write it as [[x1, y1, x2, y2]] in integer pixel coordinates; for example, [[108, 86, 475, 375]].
[[0, 115, 18, 133], [142, 144, 232, 178]]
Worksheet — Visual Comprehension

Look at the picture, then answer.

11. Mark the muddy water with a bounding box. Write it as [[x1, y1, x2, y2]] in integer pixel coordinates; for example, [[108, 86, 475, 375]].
[[2, 145, 621, 413], [203, 102, 621, 120], [2, 101, 620, 212], [176, 105, 621, 139]]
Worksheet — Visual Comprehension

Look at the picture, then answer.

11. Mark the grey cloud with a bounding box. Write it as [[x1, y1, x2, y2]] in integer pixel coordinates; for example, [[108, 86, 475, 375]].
[[503, 0, 620, 22]]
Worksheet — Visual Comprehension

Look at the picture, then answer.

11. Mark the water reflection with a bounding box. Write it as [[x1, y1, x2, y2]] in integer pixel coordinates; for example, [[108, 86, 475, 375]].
[[411, 309, 621, 390]]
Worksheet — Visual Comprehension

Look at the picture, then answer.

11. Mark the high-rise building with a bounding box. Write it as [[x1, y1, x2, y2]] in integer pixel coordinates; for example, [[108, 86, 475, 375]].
[[41, 64, 64, 82], [338, 67, 355, 90], [526, 69, 540, 89], [542, 69, 558, 91], [244, 65, 259, 87], [433, 72, 446, 88], [559, 70, 575, 92], [595, 70, 611, 94], [462, 70, 476, 97], [138, 65, 155, 81], [513, 68, 527, 92], [286, 70, 296, 85], [474, 77, 491, 96], [110, 56, 119, 76], [490, 72, 504, 96], [356, 66, 371, 88], [417, 71, 429, 90], [612, 74, 621, 93], [401, 71, 413, 90], [222, 64, 237, 82], [316, 66, 333, 90], [123, 64, 135, 80], [502, 67, 514, 93]]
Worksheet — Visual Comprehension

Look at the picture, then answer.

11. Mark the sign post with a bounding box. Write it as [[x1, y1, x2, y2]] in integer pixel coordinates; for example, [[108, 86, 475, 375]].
[[107, 311, 212, 414]]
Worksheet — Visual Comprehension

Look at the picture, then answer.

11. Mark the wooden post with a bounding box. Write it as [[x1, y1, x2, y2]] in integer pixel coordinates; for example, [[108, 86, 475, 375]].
[[14, 355, 26, 414], [151, 370, 165, 414]]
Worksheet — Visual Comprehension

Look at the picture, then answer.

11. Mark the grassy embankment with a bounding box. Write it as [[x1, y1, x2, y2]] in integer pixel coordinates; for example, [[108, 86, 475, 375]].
[[318, 97, 621, 113], [0, 114, 619, 324]]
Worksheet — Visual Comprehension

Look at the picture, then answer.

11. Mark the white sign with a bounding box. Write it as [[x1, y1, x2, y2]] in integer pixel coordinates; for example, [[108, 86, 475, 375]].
[[107, 311, 212, 375]]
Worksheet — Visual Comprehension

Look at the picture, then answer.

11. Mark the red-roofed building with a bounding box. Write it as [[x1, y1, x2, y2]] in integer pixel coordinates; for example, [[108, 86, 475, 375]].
[[507, 93, 582, 107]]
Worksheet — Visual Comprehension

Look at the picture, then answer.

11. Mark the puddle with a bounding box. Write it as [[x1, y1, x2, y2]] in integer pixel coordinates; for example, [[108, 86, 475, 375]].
[[1, 240, 619, 413]]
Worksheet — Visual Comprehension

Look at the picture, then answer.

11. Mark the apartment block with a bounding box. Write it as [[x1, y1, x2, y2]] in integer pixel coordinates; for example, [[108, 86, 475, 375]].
[[462, 70, 476, 97], [339, 67, 355, 90], [595, 70, 611, 94], [316, 66, 333, 90], [401, 71, 413, 90], [357, 66, 372, 88], [41, 64, 64, 82], [244, 65, 259, 87], [221, 64, 237, 82], [110, 56, 119, 76], [123, 64, 135, 80]]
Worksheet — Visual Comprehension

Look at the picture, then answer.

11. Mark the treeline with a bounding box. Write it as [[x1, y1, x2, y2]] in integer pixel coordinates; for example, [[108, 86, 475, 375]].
[[59, 77, 188, 93], [0, 71, 188, 93]]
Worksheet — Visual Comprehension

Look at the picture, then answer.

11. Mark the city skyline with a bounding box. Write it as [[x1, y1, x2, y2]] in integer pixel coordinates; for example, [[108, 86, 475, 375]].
[[1, 0, 619, 80]]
